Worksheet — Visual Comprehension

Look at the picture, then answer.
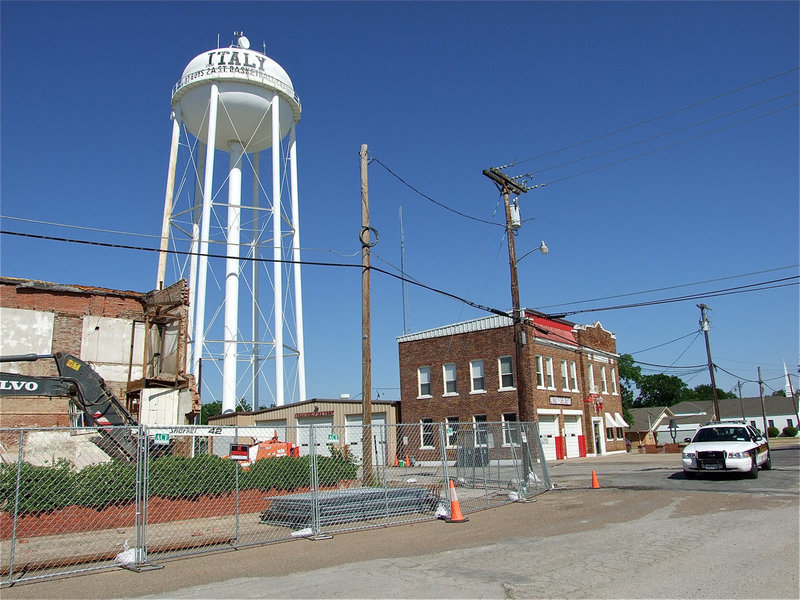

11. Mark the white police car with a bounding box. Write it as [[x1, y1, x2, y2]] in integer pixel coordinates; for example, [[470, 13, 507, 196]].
[[682, 421, 771, 479]]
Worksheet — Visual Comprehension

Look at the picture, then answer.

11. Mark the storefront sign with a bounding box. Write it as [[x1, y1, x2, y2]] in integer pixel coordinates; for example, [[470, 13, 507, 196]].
[[295, 410, 334, 418], [550, 396, 572, 406]]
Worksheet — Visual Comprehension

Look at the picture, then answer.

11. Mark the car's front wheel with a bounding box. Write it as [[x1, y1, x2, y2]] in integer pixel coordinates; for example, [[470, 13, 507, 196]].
[[762, 450, 772, 470], [747, 454, 759, 479]]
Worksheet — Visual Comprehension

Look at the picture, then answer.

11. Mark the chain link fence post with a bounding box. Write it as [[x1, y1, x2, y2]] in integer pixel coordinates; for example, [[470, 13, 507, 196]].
[[6, 429, 24, 585], [438, 423, 451, 510]]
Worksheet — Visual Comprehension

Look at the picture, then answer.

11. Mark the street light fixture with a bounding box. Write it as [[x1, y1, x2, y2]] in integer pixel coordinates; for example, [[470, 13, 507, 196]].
[[517, 241, 549, 263]]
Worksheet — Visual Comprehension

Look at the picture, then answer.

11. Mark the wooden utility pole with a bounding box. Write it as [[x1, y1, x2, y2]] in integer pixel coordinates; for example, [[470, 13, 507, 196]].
[[758, 366, 769, 436], [360, 145, 373, 482], [483, 168, 534, 425], [698, 304, 720, 421]]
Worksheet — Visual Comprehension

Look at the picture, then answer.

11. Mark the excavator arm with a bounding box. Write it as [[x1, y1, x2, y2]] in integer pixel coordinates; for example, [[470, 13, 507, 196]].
[[0, 353, 138, 460]]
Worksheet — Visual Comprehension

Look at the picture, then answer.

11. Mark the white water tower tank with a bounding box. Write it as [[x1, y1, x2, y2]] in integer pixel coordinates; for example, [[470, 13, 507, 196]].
[[171, 36, 301, 151]]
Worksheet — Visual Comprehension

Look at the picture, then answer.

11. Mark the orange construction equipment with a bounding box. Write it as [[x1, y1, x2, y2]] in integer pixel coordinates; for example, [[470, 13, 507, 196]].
[[445, 480, 468, 523], [591, 470, 600, 488], [394, 454, 399, 467]]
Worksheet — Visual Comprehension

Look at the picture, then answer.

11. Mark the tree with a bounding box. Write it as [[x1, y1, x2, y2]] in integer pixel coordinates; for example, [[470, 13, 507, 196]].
[[200, 400, 221, 425], [618, 354, 642, 409], [618, 353, 642, 427], [633, 374, 688, 408], [682, 384, 737, 403]]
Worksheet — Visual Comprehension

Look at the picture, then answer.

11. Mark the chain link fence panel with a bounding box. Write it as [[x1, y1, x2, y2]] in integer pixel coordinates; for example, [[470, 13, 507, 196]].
[[1, 421, 552, 586], [0, 426, 141, 585]]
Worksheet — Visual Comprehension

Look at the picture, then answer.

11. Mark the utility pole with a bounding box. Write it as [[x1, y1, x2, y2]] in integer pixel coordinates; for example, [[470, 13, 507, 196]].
[[483, 167, 534, 425], [737, 381, 745, 420], [360, 144, 373, 483], [697, 304, 720, 421], [757, 366, 769, 437]]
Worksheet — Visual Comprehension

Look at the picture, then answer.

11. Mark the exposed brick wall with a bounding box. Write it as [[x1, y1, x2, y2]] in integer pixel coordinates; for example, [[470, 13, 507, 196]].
[[0, 278, 194, 428]]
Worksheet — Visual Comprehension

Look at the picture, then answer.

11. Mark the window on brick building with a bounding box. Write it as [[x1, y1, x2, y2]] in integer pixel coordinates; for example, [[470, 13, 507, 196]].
[[470, 360, 485, 393], [588, 365, 597, 393], [420, 418, 436, 448], [601, 367, 608, 394], [569, 361, 579, 391], [474, 414, 488, 446], [443, 363, 458, 395], [560, 360, 569, 391], [502, 412, 520, 446], [611, 368, 618, 395], [535, 355, 544, 388], [545, 357, 555, 389], [606, 427, 615, 441], [498, 356, 514, 389], [417, 366, 431, 397], [446, 416, 460, 447]]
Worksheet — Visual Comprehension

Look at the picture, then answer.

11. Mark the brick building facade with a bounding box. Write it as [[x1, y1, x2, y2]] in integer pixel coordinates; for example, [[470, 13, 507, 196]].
[[397, 311, 627, 462], [0, 277, 199, 429]]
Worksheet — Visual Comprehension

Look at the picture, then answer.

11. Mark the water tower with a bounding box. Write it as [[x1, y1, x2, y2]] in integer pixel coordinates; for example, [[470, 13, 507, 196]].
[[156, 33, 305, 412]]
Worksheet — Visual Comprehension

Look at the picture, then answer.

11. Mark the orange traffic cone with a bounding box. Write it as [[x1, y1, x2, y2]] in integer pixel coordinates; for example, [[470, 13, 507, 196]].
[[445, 480, 468, 523], [405, 453, 410, 466], [591, 470, 600, 489], [393, 454, 399, 467]]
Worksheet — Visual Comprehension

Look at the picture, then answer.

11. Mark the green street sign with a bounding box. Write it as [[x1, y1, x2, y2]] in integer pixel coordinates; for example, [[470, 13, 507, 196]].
[[154, 432, 170, 446], [327, 433, 340, 442]]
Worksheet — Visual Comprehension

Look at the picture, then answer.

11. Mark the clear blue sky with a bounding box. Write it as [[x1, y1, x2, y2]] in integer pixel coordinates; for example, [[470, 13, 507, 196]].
[[1, 2, 798, 402]]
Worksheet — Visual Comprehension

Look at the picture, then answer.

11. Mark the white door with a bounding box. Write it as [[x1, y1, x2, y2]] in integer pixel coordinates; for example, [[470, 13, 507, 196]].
[[564, 415, 582, 458], [297, 416, 334, 457], [537, 414, 558, 461], [345, 414, 387, 466]]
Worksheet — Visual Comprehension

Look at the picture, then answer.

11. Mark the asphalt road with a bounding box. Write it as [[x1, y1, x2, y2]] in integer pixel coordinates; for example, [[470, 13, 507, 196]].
[[4, 440, 798, 599]]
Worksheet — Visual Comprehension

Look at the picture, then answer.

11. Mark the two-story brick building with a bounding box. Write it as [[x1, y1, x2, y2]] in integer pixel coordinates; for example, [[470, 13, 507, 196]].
[[397, 311, 628, 462]]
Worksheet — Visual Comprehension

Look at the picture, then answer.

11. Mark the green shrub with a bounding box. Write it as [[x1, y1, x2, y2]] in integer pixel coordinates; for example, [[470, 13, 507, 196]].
[[1, 451, 359, 515], [767, 426, 780, 438], [782, 426, 799, 437], [73, 460, 137, 509]]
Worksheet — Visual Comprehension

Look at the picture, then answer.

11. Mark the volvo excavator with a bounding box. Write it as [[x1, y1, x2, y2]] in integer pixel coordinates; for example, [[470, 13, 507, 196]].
[[0, 353, 138, 460]]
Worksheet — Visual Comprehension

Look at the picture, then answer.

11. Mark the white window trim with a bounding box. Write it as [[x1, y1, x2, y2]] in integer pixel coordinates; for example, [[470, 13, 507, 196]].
[[501, 413, 521, 447], [611, 368, 618, 395], [535, 355, 545, 388], [498, 356, 516, 391], [545, 357, 556, 390], [473, 415, 489, 447], [443, 362, 458, 396], [470, 359, 486, 393], [420, 418, 436, 449], [601, 367, 608, 394], [588, 364, 597, 394], [560, 360, 570, 391], [445, 416, 459, 448], [569, 361, 579, 392], [417, 366, 432, 399]]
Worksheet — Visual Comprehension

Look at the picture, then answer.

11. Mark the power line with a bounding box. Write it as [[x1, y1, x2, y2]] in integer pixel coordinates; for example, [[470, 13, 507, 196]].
[[552, 277, 799, 317], [0, 229, 511, 320], [540, 266, 799, 311], [533, 91, 798, 175], [629, 329, 701, 354], [507, 67, 799, 168], [3, 229, 797, 323], [369, 156, 503, 227], [543, 102, 798, 186]]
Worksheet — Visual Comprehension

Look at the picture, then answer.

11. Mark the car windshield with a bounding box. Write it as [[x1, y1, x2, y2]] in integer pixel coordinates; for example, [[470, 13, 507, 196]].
[[692, 427, 750, 443]]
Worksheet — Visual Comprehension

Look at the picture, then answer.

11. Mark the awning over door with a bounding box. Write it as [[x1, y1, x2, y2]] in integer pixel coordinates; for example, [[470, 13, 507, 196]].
[[613, 412, 629, 428]]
